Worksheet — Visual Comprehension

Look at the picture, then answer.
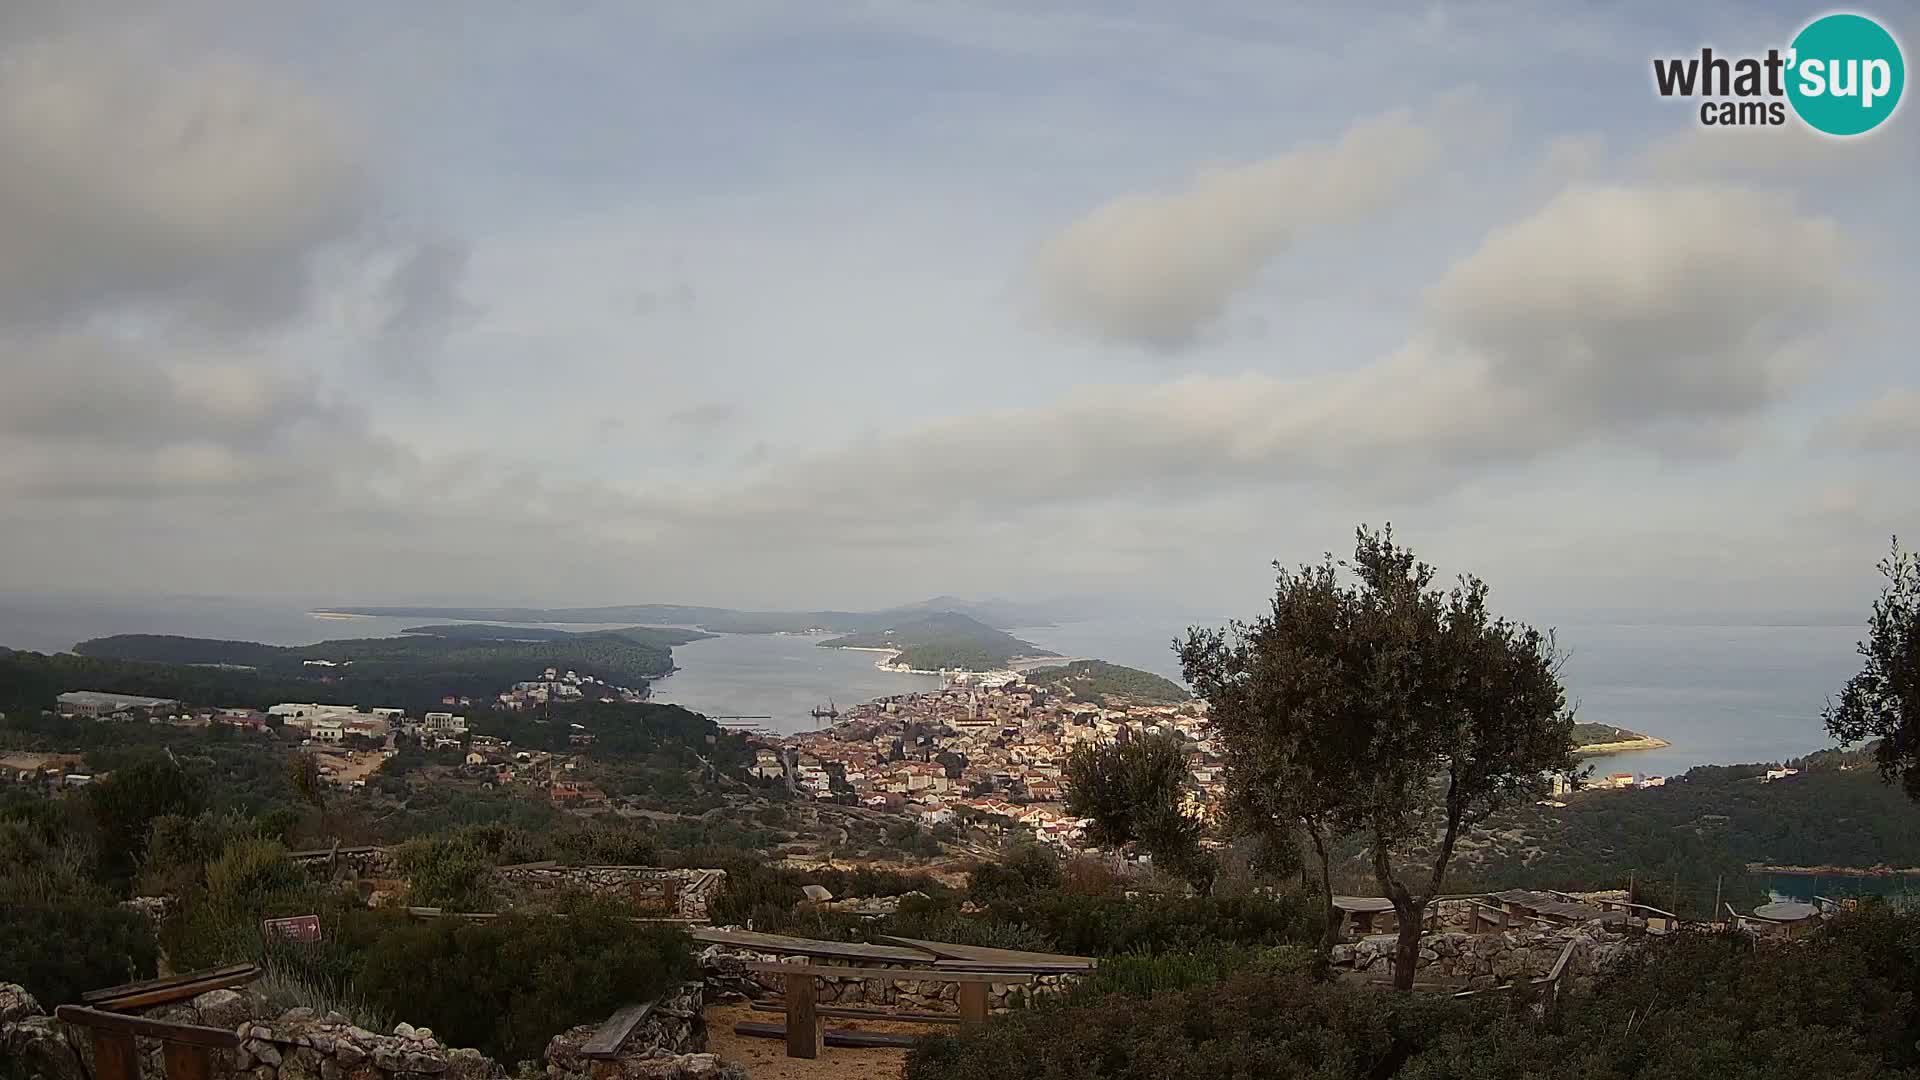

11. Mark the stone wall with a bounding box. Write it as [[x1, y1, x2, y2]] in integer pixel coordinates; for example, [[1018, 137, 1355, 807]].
[[696, 943, 1078, 1014], [1331, 924, 1635, 991], [494, 867, 727, 920], [3, 982, 724, 1080], [543, 984, 737, 1080], [0, 982, 504, 1080]]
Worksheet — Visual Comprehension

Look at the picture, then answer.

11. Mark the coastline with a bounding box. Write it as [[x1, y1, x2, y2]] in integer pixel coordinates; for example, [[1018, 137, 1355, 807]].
[[1575, 735, 1671, 756], [1748, 862, 1920, 878]]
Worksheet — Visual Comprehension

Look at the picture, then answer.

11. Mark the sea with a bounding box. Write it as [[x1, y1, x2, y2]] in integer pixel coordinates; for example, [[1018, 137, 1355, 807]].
[[0, 595, 1872, 774]]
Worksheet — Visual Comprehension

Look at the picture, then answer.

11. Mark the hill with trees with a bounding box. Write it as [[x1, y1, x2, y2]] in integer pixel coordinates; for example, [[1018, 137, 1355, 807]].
[[1028, 660, 1190, 704], [315, 596, 1062, 634], [818, 612, 1057, 671], [63, 626, 705, 710]]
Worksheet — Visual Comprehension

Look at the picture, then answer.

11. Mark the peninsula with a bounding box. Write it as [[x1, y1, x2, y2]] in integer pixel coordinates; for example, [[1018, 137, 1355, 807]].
[[1572, 721, 1670, 755]]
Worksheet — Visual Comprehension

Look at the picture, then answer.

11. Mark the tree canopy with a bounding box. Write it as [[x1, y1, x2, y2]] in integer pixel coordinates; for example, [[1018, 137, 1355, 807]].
[[1180, 525, 1578, 988], [1065, 730, 1214, 894], [1826, 536, 1920, 801]]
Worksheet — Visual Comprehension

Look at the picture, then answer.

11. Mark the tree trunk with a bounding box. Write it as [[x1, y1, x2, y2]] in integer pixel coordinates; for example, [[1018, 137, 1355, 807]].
[[1391, 896, 1426, 991], [1305, 824, 1339, 972]]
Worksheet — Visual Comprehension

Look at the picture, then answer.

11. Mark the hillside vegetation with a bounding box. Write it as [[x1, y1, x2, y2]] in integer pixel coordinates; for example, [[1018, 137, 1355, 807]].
[[819, 611, 1055, 670], [65, 627, 704, 709], [1027, 660, 1190, 704]]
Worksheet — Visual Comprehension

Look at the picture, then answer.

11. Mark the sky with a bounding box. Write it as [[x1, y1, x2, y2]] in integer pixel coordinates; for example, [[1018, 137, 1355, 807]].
[[1, 0, 1916, 621]]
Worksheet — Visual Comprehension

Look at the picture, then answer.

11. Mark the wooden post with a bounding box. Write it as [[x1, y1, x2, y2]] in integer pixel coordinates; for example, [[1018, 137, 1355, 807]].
[[91, 1029, 140, 1080], [162, 1041, 215, 1080], [784, 973, 817, 1059], [958, 982, 989, 1028]]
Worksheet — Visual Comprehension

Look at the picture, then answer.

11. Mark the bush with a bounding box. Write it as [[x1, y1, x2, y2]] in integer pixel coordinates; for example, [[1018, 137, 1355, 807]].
[[0, 900, 158, 1006], [909, 967, 1475, 1080], [910, 911, 1920, 1080], [354, 900, 694, 1064], [392, 835, 495, 910], [983, 891, 1319, 956]]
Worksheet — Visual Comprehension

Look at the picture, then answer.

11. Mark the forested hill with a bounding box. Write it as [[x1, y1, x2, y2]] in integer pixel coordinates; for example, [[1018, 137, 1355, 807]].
[[1026, 660, 1190, 704], [817, 612, 1056, 671], [317, 596, 1059, 634], [59, 626, 707, 710]]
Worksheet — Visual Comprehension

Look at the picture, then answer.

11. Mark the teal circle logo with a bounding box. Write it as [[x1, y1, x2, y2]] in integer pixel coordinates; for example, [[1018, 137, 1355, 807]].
[[1786, 13, 1905, 136]]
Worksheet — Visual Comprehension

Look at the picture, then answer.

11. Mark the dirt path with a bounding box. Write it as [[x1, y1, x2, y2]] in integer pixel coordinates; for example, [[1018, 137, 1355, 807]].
[[705, 1002, 930, 1080]]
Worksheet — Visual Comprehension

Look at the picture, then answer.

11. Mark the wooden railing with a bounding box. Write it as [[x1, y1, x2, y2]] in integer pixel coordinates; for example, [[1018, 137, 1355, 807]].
[[54, 1005, 239, 1080], [737, 961, 1035, 1059]]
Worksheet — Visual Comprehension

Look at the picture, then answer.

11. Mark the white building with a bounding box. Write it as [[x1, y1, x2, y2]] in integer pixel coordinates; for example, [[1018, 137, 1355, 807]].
[[422, 712, 468, 734]]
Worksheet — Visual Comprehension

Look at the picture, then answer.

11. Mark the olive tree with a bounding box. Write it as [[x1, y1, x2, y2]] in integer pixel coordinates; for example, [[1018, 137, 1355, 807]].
[[1181, 526, 1577, 989], [1065, 730, 1215, 895], [1826, 537, 1920, 800]]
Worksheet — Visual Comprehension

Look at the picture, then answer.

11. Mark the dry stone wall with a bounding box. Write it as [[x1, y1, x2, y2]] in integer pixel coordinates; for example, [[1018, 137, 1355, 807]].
[[1331, 924, 1635, 990], [543, 984, 735, 1080], [697, 943, 1078, 1014]]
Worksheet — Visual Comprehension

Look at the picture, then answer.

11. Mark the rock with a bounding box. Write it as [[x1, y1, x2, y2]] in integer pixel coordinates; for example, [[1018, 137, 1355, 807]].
[[192, 988, 254, 1030], [445, 1046, 502, 1080], [394, 1022, 417, 1039], [282, 1007, 318, 1025], [2, 1014, 88, 1080], [404, 1050, 449, 1072], [321, 1058, 344, 1080], [281, 1046, 323, 1080], [372, 1046, 407, 1071], [414, 1027, 434, 1041], [800, 885, 833, 903], [248, 1039, 284, 1067], [1, 983, 44, 1025], [334, 1040, 368, 1067]]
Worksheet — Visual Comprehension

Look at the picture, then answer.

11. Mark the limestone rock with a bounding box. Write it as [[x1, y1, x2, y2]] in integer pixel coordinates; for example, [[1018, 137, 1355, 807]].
[[191, 988, 255, 1030], [1, 983, 44, 1025]]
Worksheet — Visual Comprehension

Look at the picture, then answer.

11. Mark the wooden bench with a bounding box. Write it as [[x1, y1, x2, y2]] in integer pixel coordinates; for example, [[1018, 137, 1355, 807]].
[[82, 964, 261, 1011], [740, 961, 1035, 1059], [749, 1001, 961, 1024], [55, 1005, 240, 1080]]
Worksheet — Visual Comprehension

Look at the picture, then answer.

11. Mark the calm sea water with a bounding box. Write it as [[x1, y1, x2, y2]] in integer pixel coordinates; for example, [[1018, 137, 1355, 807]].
[[0, 597, 1870, 768]]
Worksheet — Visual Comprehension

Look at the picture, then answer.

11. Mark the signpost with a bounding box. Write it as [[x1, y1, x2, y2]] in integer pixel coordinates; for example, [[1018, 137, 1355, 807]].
[[262, 915, 322, 944]]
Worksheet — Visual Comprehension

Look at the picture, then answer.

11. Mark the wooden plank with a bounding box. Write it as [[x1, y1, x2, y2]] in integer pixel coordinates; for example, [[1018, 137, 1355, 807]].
[[89, 1028, 140, 1080], [83, 964, 258, 1005], [577, 1002, 655, 1059], [749, 1002, 960, 1024], [162, 1040, 215, 1080], [733, 1023, 921, 1050], [785, 973, 816, 1060], [927, 960, 1092, 975], [957, 982, 988, 1028], [55, 1006, 241, 1049], [741, 962, 1033, 984], [691, 927, 935, 965], [876, 937, 1096, 970]]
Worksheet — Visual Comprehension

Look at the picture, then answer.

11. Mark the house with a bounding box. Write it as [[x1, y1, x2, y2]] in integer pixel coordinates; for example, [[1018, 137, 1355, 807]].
[[58, 691, 180, 719], [422, 712, 467, 734], [1764, 767, 1800, 782]]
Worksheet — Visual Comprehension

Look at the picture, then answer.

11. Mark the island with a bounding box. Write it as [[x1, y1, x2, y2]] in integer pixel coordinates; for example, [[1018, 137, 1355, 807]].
[[815, 611, 1057, 672], [1572, 721, 1670, 755], [312, 596, 1063, 636]]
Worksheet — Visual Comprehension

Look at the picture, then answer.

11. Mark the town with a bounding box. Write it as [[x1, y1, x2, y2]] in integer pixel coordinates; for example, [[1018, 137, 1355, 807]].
[[757, 671, 1222, 852]]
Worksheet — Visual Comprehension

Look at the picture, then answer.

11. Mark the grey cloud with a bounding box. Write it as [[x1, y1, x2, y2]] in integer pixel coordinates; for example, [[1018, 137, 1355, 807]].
[[636, 282, 697, 315], [377, 237, 474, 383], [668, 402, 744, 428], [1027, 107, 1448, 351], [1424, 186, 1853, 429], [1814, 389, 1920, 451], [679, 184, 1857, 523], [0, 35, 370, 331], [0, 333, 372, 500]]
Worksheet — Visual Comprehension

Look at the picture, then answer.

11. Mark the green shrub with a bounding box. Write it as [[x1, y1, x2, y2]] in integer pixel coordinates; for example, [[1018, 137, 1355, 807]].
[[392, 835, 495, 910], [354, 900, 694, 1064], [983, 890, 1318, 956], [0, 900, 158, 1007]]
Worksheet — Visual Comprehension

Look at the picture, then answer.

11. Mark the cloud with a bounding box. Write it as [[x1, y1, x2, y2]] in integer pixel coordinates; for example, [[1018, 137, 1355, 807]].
[[1027, 107, 1449, 350], [0, 333, 375, 499], [375, 237, 473, 383], [0, 35, 369, 331], [1424, 185, 1852, 430], [1814, 389, 1920, 451], [664, 183, 1858, 524], [667, 402, 744, 428]]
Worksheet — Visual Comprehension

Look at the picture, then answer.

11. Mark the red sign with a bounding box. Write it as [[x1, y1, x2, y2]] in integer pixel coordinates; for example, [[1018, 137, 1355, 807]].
[[263, 915, 322, 944]]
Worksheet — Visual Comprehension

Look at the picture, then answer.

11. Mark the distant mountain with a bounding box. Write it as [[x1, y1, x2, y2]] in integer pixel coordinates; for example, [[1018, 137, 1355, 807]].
[[817, 611, 1057, 671], [318, 597, 1066, 633]]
